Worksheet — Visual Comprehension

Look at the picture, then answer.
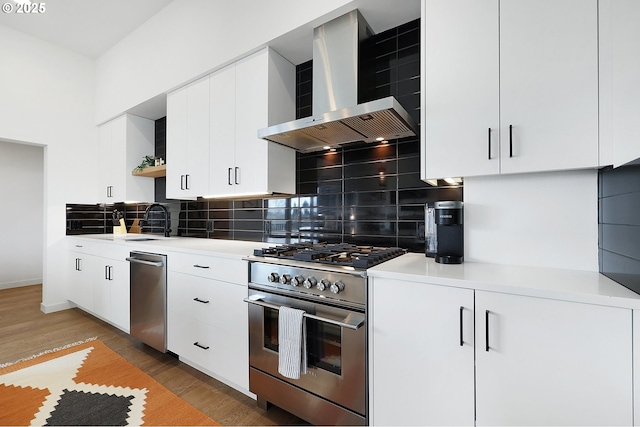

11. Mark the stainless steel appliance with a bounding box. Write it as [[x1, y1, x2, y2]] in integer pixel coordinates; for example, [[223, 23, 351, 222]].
[[258, 10, 417, 153], [126, 251, 167, 352], [245, 243, 406, 425]]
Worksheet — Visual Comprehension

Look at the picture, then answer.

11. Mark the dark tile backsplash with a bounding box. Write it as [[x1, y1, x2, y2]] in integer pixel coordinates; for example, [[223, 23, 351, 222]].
[[599, 164, 640, 294], [66, 203, 170, 235], [66, 19, 463, 253]]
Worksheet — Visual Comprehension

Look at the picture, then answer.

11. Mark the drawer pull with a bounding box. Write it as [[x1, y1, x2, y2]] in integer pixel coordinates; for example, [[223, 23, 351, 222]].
[[193, 264, 210, 269], [193, 297, 210, 304], [193, 342, 209, 350]]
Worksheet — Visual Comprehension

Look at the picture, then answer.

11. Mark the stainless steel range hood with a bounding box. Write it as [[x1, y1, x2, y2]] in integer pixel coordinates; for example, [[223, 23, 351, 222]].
[[258, 10, 418, 153]]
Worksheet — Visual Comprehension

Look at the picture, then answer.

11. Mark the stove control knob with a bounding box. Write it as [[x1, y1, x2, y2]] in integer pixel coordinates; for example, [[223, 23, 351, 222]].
[[330, 281, 345, 294], [279, 274, 292, 285], [303, 277, 317, 289], [267, 272, 279, 283], [317, 279, 331, 292], [291, 275, 304, 287]]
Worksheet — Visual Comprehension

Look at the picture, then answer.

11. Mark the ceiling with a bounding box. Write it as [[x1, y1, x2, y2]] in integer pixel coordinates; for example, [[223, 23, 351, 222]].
[[0, 0, 174, 58], [0, 0, 420, 120], [0, 0, 419, 61]]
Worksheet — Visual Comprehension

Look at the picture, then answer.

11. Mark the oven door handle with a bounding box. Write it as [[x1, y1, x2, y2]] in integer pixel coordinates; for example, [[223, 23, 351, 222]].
[[243, 295, 365, 330]]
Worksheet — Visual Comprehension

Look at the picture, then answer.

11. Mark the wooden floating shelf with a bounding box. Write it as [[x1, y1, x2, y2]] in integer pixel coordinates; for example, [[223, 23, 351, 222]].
[[132, 164, 166, 178]]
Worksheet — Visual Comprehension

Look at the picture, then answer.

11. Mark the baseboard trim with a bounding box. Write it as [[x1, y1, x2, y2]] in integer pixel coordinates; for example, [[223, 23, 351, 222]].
[[40, 300, 75, 314], [0, 279, 42, 290]]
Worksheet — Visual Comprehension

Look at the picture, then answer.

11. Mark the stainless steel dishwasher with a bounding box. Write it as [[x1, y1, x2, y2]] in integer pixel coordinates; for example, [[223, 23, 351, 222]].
[[126, 251, 167, 352]]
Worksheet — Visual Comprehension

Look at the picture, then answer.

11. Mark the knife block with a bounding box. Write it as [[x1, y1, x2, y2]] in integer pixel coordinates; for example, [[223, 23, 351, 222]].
[[113, 218, 127, 235], [129, 218, 141, 234]]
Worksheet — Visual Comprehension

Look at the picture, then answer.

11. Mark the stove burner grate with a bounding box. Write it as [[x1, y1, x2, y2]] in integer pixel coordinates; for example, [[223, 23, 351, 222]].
[[253, 243, 406, 269]]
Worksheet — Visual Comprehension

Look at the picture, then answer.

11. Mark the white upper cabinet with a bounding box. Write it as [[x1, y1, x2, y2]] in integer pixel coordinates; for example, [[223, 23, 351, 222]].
[[499, 0, 598, 174], [422, 0, 599, 180], [166, 76, 211, 199], [98, 114, 155, 203], [167, 48, 296, 200], [599, 0, 640, 167], [209, 48, 296, 198], [209, 64, 237, 197], [423, 0, 500, 179]]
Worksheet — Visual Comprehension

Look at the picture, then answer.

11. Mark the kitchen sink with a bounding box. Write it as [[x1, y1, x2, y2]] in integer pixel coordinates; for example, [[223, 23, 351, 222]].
[[123, 237, 160, 242]]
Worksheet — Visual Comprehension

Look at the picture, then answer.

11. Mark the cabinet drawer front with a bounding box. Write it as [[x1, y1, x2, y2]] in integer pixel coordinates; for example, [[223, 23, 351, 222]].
[[167, 311, 248, 389], [168, 271, 247, 336], [168, 252, 247, 283], [68, 239, 131, 261], [167, 311, 213, 367]]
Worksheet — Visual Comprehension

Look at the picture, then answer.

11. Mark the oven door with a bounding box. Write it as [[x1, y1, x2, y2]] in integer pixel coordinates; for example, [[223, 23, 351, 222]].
[[246, 288, 366, 416]]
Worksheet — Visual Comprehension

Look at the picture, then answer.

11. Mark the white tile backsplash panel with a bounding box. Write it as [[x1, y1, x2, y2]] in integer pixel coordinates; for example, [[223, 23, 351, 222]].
[[464, 169, 599, 271]]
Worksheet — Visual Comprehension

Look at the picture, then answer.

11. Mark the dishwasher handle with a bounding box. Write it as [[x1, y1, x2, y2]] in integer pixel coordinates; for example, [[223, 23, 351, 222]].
[[126, 257, 164, 267]]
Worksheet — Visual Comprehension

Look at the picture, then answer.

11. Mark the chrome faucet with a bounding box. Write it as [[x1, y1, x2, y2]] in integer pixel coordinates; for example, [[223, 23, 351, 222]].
[[143, 203, 171, 237]]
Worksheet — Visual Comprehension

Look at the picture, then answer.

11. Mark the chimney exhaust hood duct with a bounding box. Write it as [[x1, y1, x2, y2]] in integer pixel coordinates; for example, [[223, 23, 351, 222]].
[[258, 10, 418, 153]]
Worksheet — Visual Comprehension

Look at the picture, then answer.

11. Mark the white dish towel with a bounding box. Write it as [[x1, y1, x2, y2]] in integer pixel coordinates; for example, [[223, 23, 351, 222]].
[[278, 306, 307, 379]]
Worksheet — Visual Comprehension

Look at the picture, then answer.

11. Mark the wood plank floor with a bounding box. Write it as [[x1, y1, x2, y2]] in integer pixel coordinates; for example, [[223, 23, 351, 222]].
[[0, 284, 305, 426]]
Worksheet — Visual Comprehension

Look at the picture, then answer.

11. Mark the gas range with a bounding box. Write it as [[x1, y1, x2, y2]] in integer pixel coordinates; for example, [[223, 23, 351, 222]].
[[247, 243, 406, 309], [245, 242, 406, 425]]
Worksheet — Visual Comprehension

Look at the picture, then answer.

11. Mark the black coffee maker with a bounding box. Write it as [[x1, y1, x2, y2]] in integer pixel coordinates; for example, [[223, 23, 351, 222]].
[[434, 201, 463, 264]]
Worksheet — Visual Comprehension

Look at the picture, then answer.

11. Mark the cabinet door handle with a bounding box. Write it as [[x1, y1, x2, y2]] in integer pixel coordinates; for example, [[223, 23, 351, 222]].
[[193, 297, 210, 304], [459, 306, 464, 346], [180, 175, 185, 190], [509, 125, 513, 158], [108, 265, 113, 280], [487, 128, 491, 160], [185, 174, 190, 190], [193, 264, 209, 269], [235, 167, 240, 185], [105, 265, 109, 280], [77, 258, 82, 271], [228, 168, 233, 185], [193, 342, 210, 350], [485, 310, 490, 352]]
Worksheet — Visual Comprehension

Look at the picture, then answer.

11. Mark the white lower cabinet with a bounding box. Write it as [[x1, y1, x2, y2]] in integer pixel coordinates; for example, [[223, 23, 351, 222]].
[[370, 278, 475, 426], [167, 256, 249, 394], [475, 290, 632, 426], [93, 259, 130, 332], [69, 252, 98, 313], [370, 278, 633, 426], [68, 239, 130, 332]]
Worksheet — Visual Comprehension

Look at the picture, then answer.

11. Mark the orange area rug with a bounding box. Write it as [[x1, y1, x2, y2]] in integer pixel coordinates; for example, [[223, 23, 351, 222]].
[[0, 338, 219, 426]]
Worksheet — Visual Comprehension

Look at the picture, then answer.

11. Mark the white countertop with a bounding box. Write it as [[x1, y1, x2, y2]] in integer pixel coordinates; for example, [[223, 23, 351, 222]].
[[68, 234, 266, 259], [368, 253, 640, 310], [70, 236, 640, 309]]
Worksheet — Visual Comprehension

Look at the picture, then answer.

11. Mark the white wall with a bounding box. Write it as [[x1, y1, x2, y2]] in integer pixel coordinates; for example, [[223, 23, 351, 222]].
[[1, 1, 381, 311], [464, 169, 599, 271], [95, 0, 355, 124], [0, 141, 44, 289], [0, 24, 97, 311]]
